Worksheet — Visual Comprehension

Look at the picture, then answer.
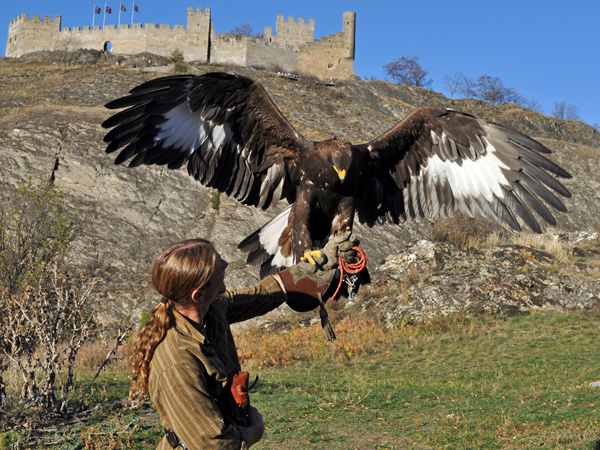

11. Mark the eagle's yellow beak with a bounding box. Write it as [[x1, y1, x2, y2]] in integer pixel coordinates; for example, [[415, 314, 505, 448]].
[[333, 165, 346, 182]]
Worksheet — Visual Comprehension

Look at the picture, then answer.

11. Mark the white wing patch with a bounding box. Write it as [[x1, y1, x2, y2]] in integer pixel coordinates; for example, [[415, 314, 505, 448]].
[[409, 141, 510, 219], [155, 103, 230, 154], [156, 103, 198, 149], [258, 206, 295, 268]]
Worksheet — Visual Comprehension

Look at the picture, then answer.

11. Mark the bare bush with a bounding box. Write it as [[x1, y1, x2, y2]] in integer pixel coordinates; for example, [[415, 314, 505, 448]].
[[2, 266, 99, 413], [0, 181, 127, 420], [0, 180, 73, 296]]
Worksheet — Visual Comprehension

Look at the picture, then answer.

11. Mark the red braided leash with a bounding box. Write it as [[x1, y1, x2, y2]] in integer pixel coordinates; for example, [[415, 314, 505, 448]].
[[330, 246, 368, 300]]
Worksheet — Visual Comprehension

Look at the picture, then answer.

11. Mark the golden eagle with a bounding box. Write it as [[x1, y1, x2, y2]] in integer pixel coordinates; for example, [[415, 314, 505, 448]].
[[102, 72, 571, 277]]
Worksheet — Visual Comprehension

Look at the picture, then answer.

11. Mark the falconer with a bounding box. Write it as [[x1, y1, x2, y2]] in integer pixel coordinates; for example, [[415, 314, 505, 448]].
[[129, 232, 358, 449]]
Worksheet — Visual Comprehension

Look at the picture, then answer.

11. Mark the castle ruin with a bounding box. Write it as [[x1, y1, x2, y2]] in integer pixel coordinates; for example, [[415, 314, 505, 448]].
[[6, 7, 357, 80]]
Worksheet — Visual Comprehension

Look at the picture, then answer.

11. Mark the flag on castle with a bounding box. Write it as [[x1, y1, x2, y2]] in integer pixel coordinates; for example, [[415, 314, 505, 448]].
[[131, 2, 139, 26], [103, 3, 112, 28], [92, 4, 102, 27], [119, 3, 127, 28]]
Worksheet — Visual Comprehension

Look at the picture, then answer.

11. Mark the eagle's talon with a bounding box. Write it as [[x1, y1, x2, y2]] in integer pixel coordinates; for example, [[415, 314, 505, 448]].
[[335, 226, 352, 236], [302, 249, 323, 265]]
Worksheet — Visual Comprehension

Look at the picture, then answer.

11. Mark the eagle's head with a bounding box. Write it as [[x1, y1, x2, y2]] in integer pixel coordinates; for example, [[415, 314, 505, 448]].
[[321, 138, 353, 184]]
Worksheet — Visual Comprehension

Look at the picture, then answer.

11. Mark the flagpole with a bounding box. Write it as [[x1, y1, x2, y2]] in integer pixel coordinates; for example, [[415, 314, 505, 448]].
[[131, 1, 134, 26], [118, 3, 121, 28], [103, 3, 106, 28], [92, 4, 96, 27]]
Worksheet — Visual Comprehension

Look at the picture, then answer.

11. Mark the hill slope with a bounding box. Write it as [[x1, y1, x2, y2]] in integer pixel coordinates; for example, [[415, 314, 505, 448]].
[[1, 52, 599, 324]]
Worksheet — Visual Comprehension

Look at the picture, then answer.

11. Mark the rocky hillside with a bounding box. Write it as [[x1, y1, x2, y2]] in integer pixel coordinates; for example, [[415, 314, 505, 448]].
[[1, 51, 599, 325]]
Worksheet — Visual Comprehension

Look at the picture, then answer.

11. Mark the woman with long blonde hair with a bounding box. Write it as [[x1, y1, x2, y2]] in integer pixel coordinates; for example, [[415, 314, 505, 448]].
[[130, 233, 357, 449]]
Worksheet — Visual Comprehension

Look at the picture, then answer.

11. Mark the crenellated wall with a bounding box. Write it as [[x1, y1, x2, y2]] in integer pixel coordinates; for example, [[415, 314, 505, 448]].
[[264, 15, 315, 51], [6, 7, 357, 80]]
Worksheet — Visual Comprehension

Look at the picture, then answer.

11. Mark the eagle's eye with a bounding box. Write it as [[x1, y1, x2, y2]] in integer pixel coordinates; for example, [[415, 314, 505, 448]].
[[333, 165, 347, 181]]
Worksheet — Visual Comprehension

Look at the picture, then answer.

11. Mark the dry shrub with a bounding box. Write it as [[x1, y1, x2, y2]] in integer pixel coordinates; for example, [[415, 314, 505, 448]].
[[74, 338, 131, 374], [0, 180, 129, 418], [235, 317, 394, 369], [431, 214, 498, 248]]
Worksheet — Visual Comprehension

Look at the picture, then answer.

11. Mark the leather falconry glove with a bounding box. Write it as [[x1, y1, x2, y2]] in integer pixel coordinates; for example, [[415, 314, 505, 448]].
[[279, 231, 357, 312], [319, 230, 359, 271]]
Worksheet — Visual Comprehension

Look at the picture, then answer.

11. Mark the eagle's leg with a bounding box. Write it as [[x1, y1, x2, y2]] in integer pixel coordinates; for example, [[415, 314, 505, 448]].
[[331, 197, 355, 236], [291, 187, 316, 262]]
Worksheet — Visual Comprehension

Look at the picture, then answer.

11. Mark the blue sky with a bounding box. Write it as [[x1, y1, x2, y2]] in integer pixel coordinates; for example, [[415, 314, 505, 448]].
[[2, 0, 599, 128]]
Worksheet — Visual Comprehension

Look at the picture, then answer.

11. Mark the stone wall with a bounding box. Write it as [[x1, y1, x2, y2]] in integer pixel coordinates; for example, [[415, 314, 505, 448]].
[[264, 15, 315, 50], [6, 7, 357, 80], [246, 39, 297, 72]]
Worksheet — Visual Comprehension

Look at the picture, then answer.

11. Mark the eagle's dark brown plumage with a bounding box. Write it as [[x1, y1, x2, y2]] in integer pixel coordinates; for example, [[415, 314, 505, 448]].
[[102, 72, 572, 277]]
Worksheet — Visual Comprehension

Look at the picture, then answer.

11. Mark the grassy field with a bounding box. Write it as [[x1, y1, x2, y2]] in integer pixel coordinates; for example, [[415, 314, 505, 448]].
[[2, 310, 598, 450]]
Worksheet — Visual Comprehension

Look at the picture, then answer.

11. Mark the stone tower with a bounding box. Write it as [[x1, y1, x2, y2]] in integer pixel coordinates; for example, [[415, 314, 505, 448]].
[[295, 11, 357, 80], [7, 14, 62, 58], [185, 7, 212, 63], [342, 11, 356, 60]]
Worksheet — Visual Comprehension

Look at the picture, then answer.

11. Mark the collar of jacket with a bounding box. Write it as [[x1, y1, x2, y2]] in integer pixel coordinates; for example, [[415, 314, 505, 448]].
[[170, 307, 230, 382]]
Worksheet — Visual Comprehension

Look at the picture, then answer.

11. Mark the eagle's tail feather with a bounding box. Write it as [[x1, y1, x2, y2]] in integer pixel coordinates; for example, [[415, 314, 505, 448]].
[[238, 205, 296, 278]]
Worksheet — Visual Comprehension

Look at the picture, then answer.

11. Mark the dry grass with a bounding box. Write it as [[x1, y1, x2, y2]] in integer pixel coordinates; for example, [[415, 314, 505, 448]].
[[430, 213, 595, 265], [1, 339, 131, 400], [483, 230, 573, 261], [430, 213, 499, 248], [235, 316, 396, 370]]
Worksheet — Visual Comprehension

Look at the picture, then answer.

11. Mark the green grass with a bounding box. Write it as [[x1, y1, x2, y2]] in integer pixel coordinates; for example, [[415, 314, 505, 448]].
[[4, 311, 599, 449], [250, 312, 600, 449]]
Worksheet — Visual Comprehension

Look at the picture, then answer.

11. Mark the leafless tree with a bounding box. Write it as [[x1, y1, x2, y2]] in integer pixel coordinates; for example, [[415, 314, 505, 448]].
[[526, 98, 544, 114], [444, 72, 526, 106], [457, 74, 478, 99], [475, 74, 507, 104], [552, 101, 581, 120], [503, 87, 525, 105], [383, 55, 433, 88], [443, 72, 464, 98], [229, 24, 263, 37]]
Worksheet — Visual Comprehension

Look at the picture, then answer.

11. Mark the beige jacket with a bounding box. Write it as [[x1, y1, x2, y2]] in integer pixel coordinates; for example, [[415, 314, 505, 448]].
[[149, 276, 286, 450]]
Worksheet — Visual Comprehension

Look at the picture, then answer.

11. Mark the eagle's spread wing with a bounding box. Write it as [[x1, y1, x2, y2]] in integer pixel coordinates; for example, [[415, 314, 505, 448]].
[[355, 107, 571, 232], [102, 72, 313, 209]]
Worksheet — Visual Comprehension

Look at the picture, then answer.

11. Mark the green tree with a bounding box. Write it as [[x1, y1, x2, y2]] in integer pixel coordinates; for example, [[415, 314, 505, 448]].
[[170, 49, 187, 73]]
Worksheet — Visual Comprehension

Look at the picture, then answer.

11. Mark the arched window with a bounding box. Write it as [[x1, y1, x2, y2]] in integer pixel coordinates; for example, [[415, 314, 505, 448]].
[[104, 41, 112, 52]]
